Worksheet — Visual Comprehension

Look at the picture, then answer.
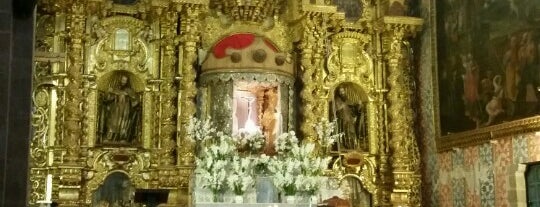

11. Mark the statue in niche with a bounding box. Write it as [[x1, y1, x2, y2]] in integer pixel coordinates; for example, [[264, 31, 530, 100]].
[[260, 87, 279, 155], [97, 72, 142, 145], [92, 172, 135, 207], [331, 85, 367, 151]]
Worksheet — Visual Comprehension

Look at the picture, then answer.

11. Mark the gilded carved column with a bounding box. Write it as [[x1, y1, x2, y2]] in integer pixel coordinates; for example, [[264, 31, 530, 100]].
[[158, 11, 179, 166], [63, 1, 85, 163], [176, 3, 206, 205], [178, 4, 202, 166], [58, 1, 86, 206], [383, 17, 422, 207], [299, 14, 328, 141]]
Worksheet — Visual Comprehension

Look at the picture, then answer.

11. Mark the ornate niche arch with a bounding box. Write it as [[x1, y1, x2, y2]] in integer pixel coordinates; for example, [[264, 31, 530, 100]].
[[328, 151, 379, 206], [84, 15, 156, 149], [326, 31, 379, 155], [326, 31, 374, 92], [84, 150, 151, 205], [89, 16, 152, 75]]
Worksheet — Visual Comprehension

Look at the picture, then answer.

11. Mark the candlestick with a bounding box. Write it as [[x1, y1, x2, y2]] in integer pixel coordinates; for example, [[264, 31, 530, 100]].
[[45, 174, 52, 202]]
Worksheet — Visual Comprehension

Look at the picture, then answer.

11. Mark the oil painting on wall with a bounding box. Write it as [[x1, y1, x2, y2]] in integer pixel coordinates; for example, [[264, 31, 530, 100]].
[[437, 0, 540, 134]]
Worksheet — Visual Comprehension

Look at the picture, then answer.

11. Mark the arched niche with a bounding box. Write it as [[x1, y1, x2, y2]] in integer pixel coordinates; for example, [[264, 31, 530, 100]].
[[329, 82, 369, 152], [95, 70, 144, 147], [339, 175, 372, 207], [91, 171, 135, 207]]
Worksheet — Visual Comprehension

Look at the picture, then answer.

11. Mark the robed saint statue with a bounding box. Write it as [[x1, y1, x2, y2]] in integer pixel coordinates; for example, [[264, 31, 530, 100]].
[[97, 73, 142, 145]]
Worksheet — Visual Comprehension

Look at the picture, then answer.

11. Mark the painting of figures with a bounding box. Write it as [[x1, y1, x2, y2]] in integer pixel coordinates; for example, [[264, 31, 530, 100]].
[[437, 0, 540, 134]]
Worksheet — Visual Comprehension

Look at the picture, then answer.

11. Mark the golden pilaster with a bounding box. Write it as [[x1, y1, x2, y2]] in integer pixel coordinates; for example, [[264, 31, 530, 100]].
[[383, 16, 422, 207], [82, 75, 97, 148]]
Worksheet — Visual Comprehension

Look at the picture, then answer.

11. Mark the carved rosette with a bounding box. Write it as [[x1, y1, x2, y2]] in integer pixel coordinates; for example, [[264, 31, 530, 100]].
[[383, 16, 422, 207]]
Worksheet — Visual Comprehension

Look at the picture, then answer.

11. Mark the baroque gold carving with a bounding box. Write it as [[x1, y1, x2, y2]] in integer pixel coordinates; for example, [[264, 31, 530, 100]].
[[92, 16, 149, 73], [29, 1, 426, 206]]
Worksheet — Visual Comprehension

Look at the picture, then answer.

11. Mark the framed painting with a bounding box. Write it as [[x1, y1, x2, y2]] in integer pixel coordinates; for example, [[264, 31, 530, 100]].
[[436, 0, 540, 149]]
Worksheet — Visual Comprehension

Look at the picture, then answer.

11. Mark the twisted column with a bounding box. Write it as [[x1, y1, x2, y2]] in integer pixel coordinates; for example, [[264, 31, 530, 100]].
[[58, 2, 86, 206], [383, 18, 422, 206], [158, 11, 179, 166], [63, 1, 85, 164], [299, 14, 328, 141], [178, 5, 202, 166]]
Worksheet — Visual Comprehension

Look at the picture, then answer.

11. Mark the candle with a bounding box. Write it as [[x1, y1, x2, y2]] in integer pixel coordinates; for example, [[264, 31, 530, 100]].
[[45, 174, 52, 202]]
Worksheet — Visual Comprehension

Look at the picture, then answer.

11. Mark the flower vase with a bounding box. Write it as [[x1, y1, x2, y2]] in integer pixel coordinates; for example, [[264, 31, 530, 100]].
[[211, 190, 224, 203], [285, 195, 296, 204], [256, 176, 278, 203], [234, 195, 244, 203], [310, 195, 318, 205]]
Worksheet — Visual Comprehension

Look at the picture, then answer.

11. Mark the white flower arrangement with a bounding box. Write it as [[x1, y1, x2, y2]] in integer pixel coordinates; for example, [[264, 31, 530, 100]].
[[195, 156, 229, 194], [268, 157, 301, 196], [234, 130, 265, 154], [187, 117, 216, 144], [274, 131, 298, 155], [314, 119, 342, 148], [295, 155, 331, 196], [253, 154, 271, 175], [193, 120, 238, 195], [295, 175, 323, 195], [276, 136, 333, 197], [227, 155, 254, 195], [189, 116, 337, 201]]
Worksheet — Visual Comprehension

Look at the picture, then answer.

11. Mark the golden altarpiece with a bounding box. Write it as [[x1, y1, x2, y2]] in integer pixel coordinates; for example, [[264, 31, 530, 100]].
[[29, 0, 422, 206]]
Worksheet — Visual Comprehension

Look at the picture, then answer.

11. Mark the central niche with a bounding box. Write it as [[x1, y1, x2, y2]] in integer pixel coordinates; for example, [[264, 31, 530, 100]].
[[199, 33, 295, 151], [233, 82, 282, 154]]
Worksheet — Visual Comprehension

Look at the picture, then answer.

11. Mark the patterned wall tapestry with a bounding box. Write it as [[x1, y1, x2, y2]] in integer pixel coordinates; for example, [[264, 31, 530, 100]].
[[437, 133, 540, 207]]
